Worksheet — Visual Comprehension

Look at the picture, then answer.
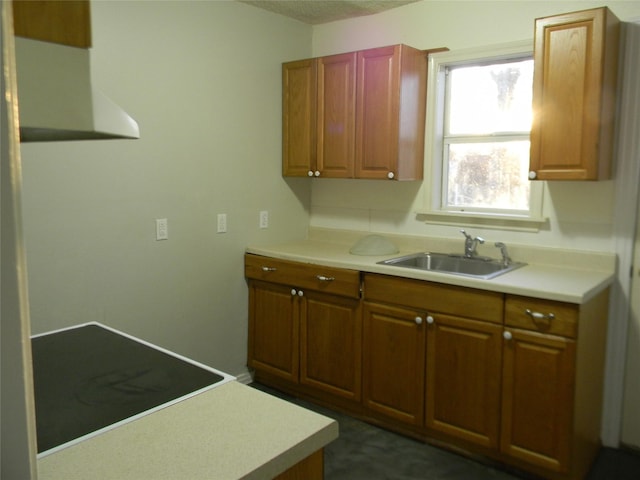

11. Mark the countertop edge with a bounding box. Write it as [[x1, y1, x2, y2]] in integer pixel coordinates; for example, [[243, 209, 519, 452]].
[[37, 381, 339, 480], [245, 242, 615, 304]]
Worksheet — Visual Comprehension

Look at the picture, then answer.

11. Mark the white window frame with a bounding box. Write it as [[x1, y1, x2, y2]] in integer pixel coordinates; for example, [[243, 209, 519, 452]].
[[420, 41, 545, 229]]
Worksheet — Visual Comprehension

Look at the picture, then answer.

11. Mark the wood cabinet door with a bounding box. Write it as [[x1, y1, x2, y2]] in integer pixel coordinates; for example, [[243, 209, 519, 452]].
[[300, 291, 362, 401], [362, 301, 426, 426], [247, 280, 299, 382], [500, 327, 576, 473], [13, 0, 92, 48], [282, 59, 317, 177], [316, 53, 356, 178], [529, 7, 619, 180], [355, 45, 400, 180], [426, 314, 502, 449]]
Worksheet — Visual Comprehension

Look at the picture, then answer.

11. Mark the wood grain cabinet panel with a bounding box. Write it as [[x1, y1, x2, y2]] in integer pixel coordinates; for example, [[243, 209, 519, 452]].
[[426, 314, 502, 449], [500, 328, 575, 473], [247, 280, 299, 382], [500, 291, 609, 480], [355, 45, 426, 180], [282, 59, 317, 177], [246, 254, 362, 404], [12, 0, 91, 48], [362, 301, 426, 426], [316, 53, 356, 178], [301, 291, 361, 401], [529, 7, 620, 180], [282, 44, 431, 180]]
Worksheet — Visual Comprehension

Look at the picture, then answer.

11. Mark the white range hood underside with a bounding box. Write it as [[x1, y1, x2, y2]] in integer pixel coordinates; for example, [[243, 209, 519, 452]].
[[15, 37, 139, 142]]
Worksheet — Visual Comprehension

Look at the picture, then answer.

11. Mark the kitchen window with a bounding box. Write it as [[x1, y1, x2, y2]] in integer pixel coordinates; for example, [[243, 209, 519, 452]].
[[421, 42, 544, 226]]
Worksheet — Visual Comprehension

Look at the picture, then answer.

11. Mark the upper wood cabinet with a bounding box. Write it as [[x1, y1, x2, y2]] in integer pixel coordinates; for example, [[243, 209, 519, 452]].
[[282, 44, 431, 180], [316, 52, 357, 178], [355, 45, 427, 180], [529, 7, 620, 181], [282, 59, 317, 177], [12, 0, 91, 48]]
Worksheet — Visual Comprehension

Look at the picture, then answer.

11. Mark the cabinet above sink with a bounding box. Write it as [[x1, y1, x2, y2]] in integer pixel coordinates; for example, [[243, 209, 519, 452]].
[[282, 44, 446, 180]]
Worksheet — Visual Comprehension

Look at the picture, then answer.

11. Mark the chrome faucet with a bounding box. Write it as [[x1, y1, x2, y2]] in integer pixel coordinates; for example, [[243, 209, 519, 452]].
[[460, 229, 484, 257], [495, 242, 512, 266]]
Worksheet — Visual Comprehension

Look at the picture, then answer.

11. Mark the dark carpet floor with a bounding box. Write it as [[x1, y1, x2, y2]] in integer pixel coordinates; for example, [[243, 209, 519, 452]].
[[250, 382, 640, 480]]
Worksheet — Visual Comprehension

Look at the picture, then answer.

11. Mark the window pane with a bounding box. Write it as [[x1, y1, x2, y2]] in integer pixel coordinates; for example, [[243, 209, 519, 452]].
[[447, 59, 533, 134], [446, 141, 530, 210]]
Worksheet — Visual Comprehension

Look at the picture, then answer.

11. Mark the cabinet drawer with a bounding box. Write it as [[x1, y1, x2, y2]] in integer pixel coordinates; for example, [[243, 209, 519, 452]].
[[363, 273, 503, 324], [245, 254, 360, 298], [505, 295, 578, 338]]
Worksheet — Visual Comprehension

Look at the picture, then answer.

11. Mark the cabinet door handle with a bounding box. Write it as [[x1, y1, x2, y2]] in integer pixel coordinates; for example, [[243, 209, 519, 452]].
[[415, 316, 423, 325], [426, 315, 434, 324], [503, 331, 513, 340], [262, 266, 277, 272], [525, 309, 555, 321], [316, 275, 335, 282], [291, 289, 297, 296], [297, 290, 304, 297]]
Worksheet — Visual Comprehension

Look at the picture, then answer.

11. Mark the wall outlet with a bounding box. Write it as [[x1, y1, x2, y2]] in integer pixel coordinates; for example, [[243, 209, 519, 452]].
[[217, 213, 227, 233], [259, 210, 269, 229], [156, 218, 168, 240]]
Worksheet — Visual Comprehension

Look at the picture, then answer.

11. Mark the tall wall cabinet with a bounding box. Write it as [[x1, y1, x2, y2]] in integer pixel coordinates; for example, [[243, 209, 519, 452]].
[[282, 44, 439, 180], [529, 7, 620, 180]]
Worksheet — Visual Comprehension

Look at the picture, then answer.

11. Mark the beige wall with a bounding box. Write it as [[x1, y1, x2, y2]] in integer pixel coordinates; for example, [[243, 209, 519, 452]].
[[310, 1, 640, 252], [19, 0, 313, 376]]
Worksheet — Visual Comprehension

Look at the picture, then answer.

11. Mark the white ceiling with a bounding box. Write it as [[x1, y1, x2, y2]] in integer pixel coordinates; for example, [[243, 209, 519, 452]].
[[238, 0, 421, 25]]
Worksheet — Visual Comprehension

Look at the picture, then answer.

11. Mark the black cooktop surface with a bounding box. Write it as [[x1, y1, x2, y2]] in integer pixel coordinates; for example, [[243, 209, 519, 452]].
[[32, 324, 225, 454]]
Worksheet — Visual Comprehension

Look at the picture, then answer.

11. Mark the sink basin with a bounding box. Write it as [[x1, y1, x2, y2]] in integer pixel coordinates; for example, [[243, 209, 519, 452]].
[[377, 252, 526, 280]]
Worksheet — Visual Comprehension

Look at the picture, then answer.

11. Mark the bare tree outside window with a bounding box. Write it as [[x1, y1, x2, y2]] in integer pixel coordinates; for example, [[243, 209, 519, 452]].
[[443, 58, 533, 213]]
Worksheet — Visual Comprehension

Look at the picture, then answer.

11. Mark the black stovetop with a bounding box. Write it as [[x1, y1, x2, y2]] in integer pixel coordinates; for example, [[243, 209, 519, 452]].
[[32, 324, 224, 454]]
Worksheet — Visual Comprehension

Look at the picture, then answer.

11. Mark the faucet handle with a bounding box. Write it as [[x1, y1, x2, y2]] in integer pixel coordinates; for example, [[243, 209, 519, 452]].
[[460, 229, 484, 244], [495, 242, 512, 266]]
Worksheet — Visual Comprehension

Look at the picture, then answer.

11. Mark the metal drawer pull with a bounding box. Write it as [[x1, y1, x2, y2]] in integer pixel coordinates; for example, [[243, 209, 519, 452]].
[[261, 266, 277, 272], [316, 275, 335, 282], [525, 309, 555, 321]]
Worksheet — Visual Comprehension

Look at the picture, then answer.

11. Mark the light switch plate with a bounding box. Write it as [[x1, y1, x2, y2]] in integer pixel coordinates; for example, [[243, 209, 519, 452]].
[[156, 218, 168, 240]]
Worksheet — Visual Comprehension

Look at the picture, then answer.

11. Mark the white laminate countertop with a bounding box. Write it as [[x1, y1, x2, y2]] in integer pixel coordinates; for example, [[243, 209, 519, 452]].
[[246, 231, 616, 304], [37, 381, 338, 480]]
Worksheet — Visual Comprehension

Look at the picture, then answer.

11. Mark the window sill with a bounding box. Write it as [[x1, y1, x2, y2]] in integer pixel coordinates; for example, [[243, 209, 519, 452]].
[[415, 210, 548, 232]]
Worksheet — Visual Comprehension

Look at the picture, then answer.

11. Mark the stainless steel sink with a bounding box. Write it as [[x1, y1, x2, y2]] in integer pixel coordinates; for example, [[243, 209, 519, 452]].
[[377, 252, 526, 280]]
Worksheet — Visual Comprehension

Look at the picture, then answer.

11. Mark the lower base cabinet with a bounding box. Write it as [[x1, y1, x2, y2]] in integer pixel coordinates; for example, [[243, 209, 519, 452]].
[[246, 254, 362, 404], [500, 328, 576, 473], [301, 290, 362, 401], [246, 255, 610, 480], [426, 314, 503, 450], [362, 301, 426, 427]]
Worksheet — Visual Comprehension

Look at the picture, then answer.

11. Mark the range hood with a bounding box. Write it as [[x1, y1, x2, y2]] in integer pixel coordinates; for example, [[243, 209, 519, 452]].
[[14, 37, 140, 142]]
